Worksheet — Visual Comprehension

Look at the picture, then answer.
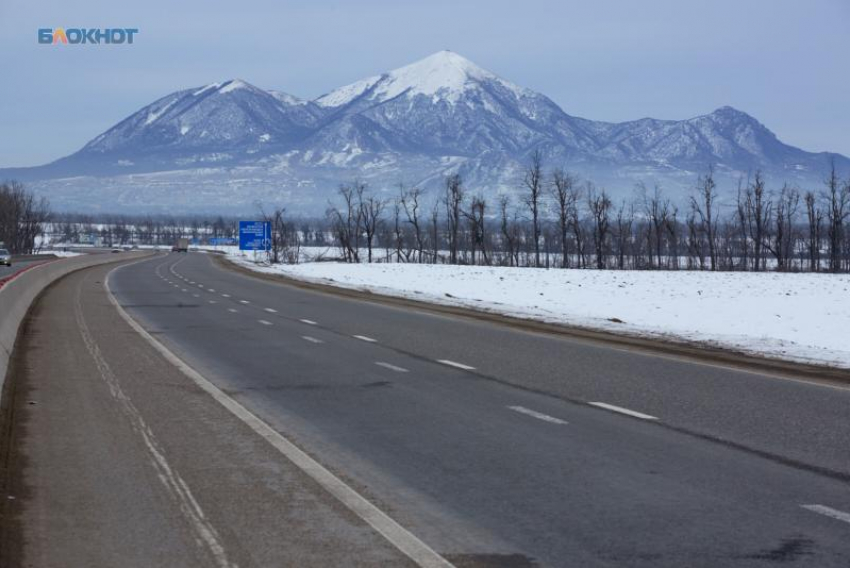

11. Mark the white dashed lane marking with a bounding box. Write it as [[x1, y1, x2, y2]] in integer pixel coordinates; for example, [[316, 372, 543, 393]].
[[508, 406, 568, 425], [437, 359, 476, 371], [588, 402, 658, 421], [353, 335, 377, 343], [301, 336, 324, 344], [300, 319, 318, 325], [375, 362, 409, 373], [802, 504, 850, 525]]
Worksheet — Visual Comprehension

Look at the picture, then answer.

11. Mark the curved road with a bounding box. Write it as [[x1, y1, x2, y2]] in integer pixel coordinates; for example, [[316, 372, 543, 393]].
[[4, 251, 849, 567]]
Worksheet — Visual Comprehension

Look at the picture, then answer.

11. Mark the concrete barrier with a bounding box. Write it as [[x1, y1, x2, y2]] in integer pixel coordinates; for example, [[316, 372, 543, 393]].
[[0, 251, 155, 403]]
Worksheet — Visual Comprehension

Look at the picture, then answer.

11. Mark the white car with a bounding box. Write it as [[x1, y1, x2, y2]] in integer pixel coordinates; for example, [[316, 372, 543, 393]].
[[0, 249, 11, 266]]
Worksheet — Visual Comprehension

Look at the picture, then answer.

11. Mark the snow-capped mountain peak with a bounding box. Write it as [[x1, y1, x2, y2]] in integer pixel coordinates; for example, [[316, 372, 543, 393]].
[[315, 50, 530, 108]]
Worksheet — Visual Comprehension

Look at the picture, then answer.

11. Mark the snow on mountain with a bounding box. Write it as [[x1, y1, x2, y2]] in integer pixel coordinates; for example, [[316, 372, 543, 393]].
[[4, 51, 848, 214], [318, 51, 531, 107]]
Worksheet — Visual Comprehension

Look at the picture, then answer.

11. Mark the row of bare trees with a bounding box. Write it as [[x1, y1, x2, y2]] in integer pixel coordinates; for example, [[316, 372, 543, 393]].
[[323, 162, 850, 273], [0, 181, 50, 254]]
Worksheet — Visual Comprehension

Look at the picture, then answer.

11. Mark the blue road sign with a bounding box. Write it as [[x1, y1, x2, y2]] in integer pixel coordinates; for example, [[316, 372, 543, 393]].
[[239, 221, 271, 251]]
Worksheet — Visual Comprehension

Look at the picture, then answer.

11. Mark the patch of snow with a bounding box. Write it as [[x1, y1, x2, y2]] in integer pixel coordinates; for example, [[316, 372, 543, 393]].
[[193, 82, 222, 96], [180, 126, 190, 136], [259, 133, 271, 142], [219, 79, 248, 94], [270, 90, 309, 106], [144, 98, 177, 125], [316, 75, 382, 107]]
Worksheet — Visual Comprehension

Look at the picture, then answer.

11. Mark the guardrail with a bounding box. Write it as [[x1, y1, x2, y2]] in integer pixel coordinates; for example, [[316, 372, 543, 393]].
[[0, 251, 155, 404]]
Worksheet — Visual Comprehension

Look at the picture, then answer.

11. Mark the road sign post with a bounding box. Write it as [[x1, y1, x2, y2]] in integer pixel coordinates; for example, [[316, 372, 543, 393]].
[[239, 221, 272, 253]]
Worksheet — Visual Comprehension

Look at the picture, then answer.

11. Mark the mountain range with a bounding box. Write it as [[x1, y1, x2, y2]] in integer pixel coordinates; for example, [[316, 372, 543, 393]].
[[3, 51, 847, 214]]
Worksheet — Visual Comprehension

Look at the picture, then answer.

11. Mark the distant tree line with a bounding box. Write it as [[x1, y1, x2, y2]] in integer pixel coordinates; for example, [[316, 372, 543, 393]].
[[323, 156, 850, 273], [0, 181, 50, 254], [40, 157, 850, 273]]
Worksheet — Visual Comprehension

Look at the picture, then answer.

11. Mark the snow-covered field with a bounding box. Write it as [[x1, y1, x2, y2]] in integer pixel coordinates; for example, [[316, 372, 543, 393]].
[[222, 252, 850, 369]]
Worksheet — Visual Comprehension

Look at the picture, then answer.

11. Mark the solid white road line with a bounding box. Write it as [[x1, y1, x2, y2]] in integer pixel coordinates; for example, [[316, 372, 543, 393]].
[[375, 362, 410, 373], [258, 320, 273, 326], [264, 308, 277, 313], [301, 336, 324, 344], [105, 267, 453, 568], [508, 406, 569, 425], [300, 319, 317, 325], [588, 402, 658, 420], [353, 335, 377, 343], [802, 504, 850, 525], [437, 359, 476, 371]]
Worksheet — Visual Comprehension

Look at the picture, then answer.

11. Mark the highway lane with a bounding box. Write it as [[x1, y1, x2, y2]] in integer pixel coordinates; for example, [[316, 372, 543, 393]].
[[105, 251, 850, 566]]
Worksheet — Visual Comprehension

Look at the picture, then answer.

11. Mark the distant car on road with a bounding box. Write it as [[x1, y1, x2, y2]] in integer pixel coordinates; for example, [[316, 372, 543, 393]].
[[172, 238, 190, 253], [0, 248, 11, 266]]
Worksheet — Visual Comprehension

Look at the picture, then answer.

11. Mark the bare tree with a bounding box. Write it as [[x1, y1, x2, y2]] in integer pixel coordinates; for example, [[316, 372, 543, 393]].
[[805, 191, 822, 271], [825, 163, 849, 273], [359, 188, 386, 263], [523, 149, 544, 267], [463, 194, 488, 266], [588, 187, 612, 269], [444, 174, 464, 264], [614, 200, 635, 270], [745, 171, 772, 272], [641, 183, 669, 269], [401, 186, 426, 263], [767, 185, 800, 271], [328, 181, 367, 263], [691, 167, 719, 270], [551, 169, 578, 268]]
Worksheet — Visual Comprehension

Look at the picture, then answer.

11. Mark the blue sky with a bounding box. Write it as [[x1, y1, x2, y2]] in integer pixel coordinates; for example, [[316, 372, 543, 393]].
[[1, 0, 848, 167]]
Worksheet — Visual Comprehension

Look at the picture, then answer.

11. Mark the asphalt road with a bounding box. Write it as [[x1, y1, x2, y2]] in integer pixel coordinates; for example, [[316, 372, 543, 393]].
[[4, 251, 850, 567]]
